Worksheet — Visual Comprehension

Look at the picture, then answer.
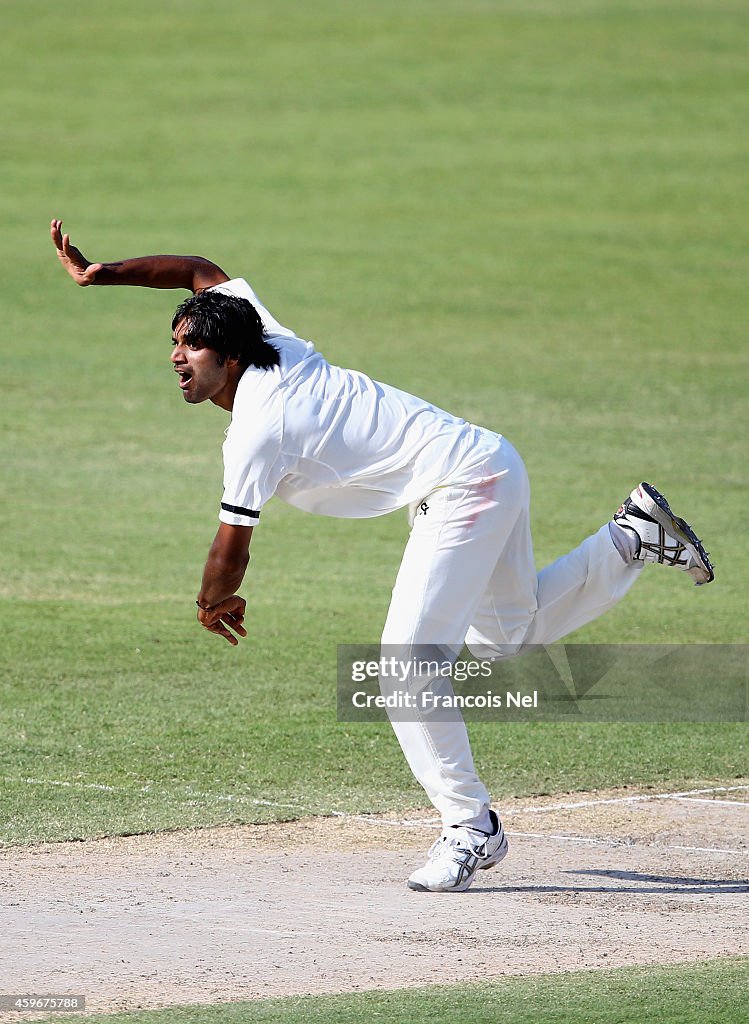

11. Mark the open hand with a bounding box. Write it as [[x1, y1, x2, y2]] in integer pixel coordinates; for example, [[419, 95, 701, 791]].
[[197, 595, 248, 646], [50, 218, 103, 286]]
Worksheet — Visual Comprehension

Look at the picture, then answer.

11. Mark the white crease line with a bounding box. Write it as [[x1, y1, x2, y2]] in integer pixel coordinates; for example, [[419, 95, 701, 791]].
[[514, 785, 749, 814], [670, 785, 749, 795], [8, 778, 749, 834], [3, 778, 747, 857], [13, 777, 749, 809], [514, 797, 643, 813], [11, 778, 301, 810], [19, 777, 119, 793], [323, 814, 747, 856]]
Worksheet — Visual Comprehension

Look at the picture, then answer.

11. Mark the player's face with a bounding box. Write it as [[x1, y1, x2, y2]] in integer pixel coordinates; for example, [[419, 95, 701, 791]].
[[170, 320, 230, 405]]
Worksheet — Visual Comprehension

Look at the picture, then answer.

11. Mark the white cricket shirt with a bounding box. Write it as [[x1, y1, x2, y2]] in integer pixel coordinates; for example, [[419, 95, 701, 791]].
[[213, 279, 501, 527]]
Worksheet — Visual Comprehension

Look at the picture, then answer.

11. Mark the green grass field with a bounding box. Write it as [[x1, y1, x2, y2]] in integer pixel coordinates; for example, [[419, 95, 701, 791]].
[[1, 1, 747, 1018], [51, 960, 749, 1024], [2, 0, 746, 841]]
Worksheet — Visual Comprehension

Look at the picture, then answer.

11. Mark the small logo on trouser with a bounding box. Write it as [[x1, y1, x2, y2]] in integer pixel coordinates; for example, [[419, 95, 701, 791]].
[[417, 501, 429, 516]]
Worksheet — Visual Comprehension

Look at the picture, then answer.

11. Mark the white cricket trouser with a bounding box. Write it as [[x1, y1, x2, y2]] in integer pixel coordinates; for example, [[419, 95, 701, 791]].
[[380, 435, 641, 829]]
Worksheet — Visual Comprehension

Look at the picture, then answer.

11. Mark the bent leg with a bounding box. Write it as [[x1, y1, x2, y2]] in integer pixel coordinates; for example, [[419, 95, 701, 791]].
[[521, 524, 642, 646], [467, 517, 642, 658]]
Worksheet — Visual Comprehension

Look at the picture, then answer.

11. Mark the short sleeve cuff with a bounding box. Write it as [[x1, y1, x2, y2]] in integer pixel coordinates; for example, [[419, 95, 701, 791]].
[[219, 502, 261, 527]]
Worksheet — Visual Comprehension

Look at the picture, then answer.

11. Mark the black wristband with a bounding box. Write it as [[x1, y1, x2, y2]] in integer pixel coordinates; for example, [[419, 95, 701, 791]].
[[196, 600, 214, 612]]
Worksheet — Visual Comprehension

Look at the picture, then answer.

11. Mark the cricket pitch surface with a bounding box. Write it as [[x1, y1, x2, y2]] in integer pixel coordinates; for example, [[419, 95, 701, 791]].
[[2, 784, 748, 1018]]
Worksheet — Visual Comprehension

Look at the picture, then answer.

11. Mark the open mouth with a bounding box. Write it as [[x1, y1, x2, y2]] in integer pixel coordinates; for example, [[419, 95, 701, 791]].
[[177, 371, 193, 389]]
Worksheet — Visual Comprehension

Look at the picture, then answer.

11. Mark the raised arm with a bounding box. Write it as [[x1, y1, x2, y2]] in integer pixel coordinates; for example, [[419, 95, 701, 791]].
[[50, 219, 230, 293]]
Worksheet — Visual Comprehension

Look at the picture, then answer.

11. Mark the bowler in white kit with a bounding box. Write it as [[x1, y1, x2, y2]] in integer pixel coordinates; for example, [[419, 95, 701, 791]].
[[52, 220, 714, 893]]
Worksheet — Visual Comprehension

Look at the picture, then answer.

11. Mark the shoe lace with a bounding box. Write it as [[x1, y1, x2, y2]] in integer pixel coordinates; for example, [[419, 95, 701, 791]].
[[427, 828, 487, 863]]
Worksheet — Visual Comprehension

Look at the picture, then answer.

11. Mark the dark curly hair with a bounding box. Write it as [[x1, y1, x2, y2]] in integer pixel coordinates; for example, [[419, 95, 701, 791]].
[[172, 291, 280, 370]]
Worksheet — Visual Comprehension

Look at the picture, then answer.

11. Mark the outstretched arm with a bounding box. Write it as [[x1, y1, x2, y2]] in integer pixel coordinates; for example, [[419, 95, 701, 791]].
[[50, 219, 230, 293], [195, 522, 253, 646]]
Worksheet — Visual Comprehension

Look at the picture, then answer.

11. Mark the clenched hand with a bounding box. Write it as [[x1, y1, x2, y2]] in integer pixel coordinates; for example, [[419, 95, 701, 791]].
[[197, 595, 248, 646]]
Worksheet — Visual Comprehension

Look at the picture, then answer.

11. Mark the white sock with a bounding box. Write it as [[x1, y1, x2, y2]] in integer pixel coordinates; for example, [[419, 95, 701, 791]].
[[609, 520, 639, 564]]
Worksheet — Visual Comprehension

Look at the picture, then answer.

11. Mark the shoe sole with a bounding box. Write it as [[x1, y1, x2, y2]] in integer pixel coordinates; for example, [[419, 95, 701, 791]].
[[407, 878, 474, 893], [407, 837, 509, 893], [636, 482, 714, 585]]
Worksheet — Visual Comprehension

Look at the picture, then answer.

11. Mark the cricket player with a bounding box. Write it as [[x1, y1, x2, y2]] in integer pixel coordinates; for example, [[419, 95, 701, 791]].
[[51, 220, 714, 893]]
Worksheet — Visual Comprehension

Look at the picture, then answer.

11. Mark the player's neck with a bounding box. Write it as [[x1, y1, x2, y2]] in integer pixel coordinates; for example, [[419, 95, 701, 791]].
[[211, 369, 243, 412]]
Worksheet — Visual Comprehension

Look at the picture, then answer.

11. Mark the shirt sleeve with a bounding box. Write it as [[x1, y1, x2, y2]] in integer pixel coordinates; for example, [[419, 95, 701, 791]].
[[219, 387, 285, 527], [207, 278, 296, 339]]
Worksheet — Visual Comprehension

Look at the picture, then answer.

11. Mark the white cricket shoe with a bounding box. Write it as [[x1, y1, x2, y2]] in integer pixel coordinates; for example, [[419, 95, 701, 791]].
[[613, 482, 714, 585], [407, 811, 508, 893]]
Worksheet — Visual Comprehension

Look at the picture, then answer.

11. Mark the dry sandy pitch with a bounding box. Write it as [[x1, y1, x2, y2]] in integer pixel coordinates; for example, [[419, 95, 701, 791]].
[[2, 783, 748, 1019]]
